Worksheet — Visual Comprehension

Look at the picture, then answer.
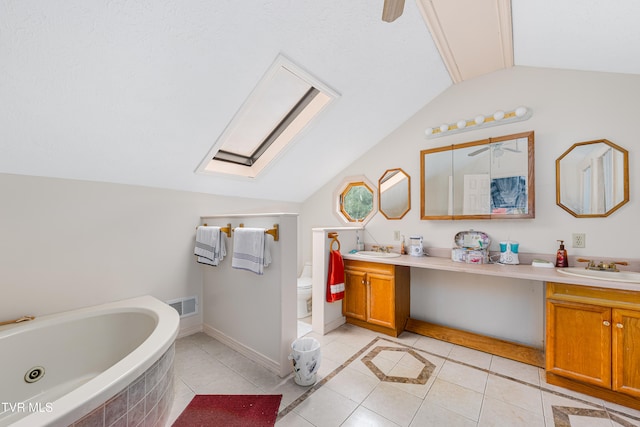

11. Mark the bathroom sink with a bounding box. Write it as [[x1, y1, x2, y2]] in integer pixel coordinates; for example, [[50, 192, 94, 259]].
[[352, 251, 401, 259], [557, 267, 640, 283]]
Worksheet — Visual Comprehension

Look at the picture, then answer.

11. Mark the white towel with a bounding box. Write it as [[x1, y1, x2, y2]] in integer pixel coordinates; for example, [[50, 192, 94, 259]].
[[195, 226, 226, 266], [232, 228, 272, 275]]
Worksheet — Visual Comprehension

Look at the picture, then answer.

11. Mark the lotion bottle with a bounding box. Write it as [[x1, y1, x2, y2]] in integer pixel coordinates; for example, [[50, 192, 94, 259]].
[[555, 240, 568, 267], [356, 232, 364, 251]]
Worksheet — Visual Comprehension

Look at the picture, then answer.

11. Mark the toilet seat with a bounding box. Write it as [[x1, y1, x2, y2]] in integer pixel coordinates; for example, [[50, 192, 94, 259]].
[[297, 262, 313, 319], [297, 277, 312, 290]]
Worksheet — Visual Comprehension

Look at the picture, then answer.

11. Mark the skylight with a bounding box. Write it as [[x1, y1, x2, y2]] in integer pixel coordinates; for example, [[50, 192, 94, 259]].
[[196, 55, 338, 178]]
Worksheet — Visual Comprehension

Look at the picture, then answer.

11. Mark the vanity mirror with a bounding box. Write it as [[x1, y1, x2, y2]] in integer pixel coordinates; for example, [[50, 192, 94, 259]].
[[556, 139, 629, 217], [420, 131, 534, 220], [378, 168, 410, 220], [335, 176, 378, 225]]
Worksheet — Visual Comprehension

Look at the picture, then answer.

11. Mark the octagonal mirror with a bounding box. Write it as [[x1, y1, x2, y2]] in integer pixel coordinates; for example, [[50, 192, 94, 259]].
[[378, 168, 410, 220], [335, 176, 378, 224], [556, 139, 629, 217]]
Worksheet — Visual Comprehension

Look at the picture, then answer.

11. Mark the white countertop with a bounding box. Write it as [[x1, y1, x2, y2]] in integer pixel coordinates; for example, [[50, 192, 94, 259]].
[[342, 253, 640, 292]]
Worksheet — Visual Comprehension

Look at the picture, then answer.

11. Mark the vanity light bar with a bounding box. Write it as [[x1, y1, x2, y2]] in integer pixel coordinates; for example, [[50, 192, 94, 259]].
[[425, 106, 532, 139]]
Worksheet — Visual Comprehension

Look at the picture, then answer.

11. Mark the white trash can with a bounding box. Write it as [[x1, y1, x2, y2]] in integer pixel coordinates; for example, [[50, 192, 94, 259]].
[[288, 337, 321, 386]]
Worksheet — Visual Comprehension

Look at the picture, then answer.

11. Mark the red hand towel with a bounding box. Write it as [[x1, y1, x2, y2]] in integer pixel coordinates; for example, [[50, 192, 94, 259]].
[[326, 249, 345, 302]]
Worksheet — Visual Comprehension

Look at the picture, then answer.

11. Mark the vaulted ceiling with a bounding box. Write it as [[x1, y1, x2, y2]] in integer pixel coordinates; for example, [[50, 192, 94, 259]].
[[1, 1, 638, 202]]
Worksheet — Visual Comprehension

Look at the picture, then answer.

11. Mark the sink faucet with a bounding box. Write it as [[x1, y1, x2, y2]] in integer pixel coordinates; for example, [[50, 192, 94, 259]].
[[576, 258, 628, 272]]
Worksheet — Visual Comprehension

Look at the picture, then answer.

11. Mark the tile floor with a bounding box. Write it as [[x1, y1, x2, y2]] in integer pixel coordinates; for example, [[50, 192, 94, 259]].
[[168, 321, 640, 426]]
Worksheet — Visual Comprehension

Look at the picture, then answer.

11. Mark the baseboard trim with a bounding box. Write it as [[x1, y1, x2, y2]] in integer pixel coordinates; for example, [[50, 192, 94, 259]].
[[405, 318, 544, 367], [177, 323, 203, 339], [322, 316, 346, 335], [202, 323, 283, 377]]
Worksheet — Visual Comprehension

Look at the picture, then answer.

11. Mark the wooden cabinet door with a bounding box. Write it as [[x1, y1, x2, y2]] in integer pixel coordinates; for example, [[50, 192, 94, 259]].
[[343, 268, 367, 321], [367, 272, 395, 329], [612, 308, 640, 398], [546, 299, 612, 388]]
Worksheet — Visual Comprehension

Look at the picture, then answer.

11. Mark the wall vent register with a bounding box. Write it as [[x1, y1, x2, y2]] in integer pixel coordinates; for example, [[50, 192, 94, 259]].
[[167, 296, 198, 318]]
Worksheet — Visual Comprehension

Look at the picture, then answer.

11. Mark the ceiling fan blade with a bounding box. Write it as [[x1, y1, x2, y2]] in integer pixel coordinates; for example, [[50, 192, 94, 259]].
[[382, 0, 405, 23], [468, 146, 489, 156]]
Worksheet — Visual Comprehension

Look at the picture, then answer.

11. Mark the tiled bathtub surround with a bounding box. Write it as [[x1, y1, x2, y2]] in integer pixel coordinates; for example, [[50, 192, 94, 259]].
[[71, 344, 175, 427]]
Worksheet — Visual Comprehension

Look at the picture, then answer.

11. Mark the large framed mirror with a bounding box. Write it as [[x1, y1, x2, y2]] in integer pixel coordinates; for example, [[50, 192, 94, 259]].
[[556, 139, 629, 217], [420, 131, 534, 220], [378, 168, 410, 219]]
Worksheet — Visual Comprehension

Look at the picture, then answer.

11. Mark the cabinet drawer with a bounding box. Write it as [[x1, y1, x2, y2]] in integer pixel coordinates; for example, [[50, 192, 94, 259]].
[[547, 282, 640, 310], [344, 259, 396, 275]]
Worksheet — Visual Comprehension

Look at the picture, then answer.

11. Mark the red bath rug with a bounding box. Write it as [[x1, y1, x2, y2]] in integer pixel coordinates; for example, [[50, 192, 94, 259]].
[[172, 394, 282, 427]]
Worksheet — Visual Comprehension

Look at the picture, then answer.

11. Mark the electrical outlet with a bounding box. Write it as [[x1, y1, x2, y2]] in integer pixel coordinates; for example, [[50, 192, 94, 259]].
[[393, 230, 401, 241], [572, 233, 586, 248]]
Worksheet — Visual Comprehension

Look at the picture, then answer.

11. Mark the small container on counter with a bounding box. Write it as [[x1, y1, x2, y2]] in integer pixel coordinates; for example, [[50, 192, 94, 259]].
[[451, 230, 490, 264], [451, 248, 466, 263]]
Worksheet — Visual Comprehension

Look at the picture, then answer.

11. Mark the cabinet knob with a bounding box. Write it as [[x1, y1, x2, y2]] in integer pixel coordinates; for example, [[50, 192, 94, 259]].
[[616, 323, 624, 329], [603, 321, 611, 326]]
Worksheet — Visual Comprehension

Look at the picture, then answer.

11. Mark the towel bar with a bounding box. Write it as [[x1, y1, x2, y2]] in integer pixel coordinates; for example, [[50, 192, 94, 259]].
[[197, 223, 232, 238], [234, 224, 279, 242]]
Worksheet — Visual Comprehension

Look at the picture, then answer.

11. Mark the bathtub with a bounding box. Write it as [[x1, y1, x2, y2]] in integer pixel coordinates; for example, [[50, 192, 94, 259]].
[[0, 295, 179, 427]]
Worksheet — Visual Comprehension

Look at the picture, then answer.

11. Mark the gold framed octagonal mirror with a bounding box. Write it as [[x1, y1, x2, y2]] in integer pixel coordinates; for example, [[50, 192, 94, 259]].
[[335, 175, 378, 225], [556, 139, 629, 217], [378, 168, 410, 220]]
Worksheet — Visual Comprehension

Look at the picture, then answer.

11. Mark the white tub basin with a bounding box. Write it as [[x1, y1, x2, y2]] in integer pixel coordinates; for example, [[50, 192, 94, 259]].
[[557, 267, 640, 283], [352, 251, 401, 259]]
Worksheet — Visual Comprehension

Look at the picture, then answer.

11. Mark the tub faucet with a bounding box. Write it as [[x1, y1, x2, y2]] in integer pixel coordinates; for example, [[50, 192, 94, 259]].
[[0, 315, 35, 327]]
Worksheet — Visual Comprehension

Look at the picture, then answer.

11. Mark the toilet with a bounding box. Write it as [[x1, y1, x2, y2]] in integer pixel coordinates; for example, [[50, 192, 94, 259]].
[[297, 262, 312, 319]]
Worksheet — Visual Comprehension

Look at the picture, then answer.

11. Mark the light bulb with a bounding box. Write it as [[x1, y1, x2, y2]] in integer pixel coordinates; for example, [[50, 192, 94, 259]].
[[457, 120, 467, 129], [515, 106, 527, 117], [493, 110, 505, 121], [439, 124, 449, 133], [425, 128, 433, 136], [475, 115, 485, 125]]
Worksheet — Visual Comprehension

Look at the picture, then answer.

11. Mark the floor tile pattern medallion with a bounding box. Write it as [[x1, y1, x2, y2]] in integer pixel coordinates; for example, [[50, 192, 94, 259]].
[[275, 335, 640, 426], [362, 346, 435, 385], [169, 325, 640, 427]]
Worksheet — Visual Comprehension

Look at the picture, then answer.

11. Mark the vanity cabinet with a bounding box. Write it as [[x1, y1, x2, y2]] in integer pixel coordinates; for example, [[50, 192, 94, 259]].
[[546, 282, 640, 407], [343, 260, 410, 337]]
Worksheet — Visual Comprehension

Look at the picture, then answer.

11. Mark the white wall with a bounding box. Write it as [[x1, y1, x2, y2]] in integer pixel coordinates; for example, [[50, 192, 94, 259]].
[[200, 214, 297, 377], [299, 66, 639, 345], [310, 227, 361, 335], [301, 66, 639, 260], [0, 173, 300, 333]]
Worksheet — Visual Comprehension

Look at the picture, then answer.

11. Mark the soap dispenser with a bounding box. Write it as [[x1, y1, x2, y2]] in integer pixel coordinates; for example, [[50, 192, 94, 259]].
[[555, 240, 568, 267]]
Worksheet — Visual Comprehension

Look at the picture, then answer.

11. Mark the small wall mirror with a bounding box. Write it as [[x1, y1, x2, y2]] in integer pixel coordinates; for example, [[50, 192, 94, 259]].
[[556, 139, 629, 217], [421, 131, 535, 220], [335, 175, 378, 225], [378, 168, 410, 219]]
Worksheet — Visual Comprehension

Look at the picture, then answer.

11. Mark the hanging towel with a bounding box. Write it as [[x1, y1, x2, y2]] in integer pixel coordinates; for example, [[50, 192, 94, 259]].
[[326, 249, 345, 302], [194, 226, 226, 266], [232, 228, 271, 275]]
